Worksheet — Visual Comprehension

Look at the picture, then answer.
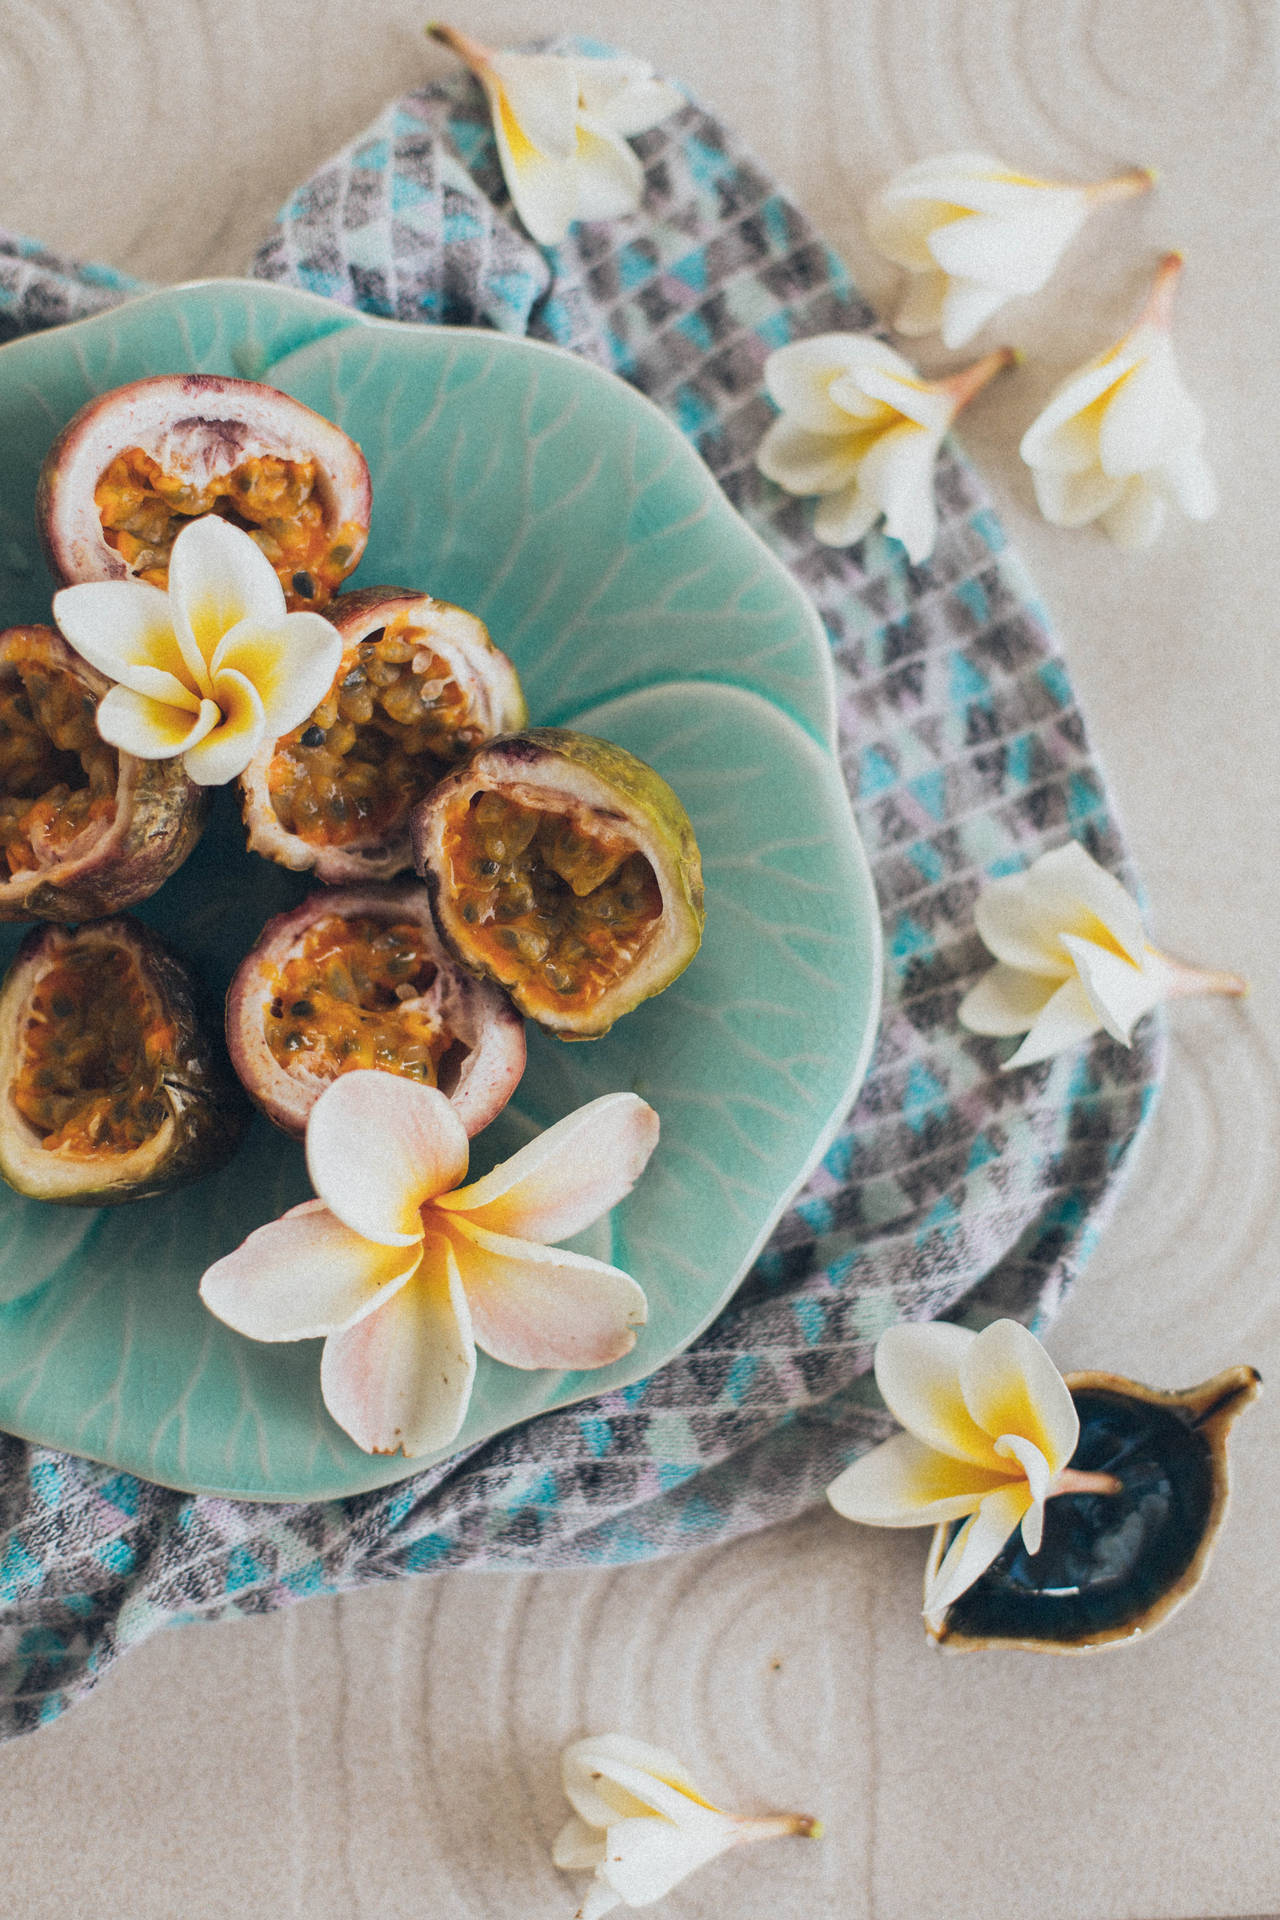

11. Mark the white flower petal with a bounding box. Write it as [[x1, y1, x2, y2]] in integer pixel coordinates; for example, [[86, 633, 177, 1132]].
[[838, 366, 951, 434], [52, 580, 204, 703], [1096, 345, 1184, 476], [1059, 933, 1161, 1043], [973, 871, 1072, 976], [568, 1752, 716, 1827], [756, 418, 866, 496], [867, 194, 966, 271], [1025, 841, 1148, 962], [94, 685, 220, 761], [552, 1816, 609, 1873], [856, 420, 941, 563], [320, 1233, 476, 1456], [579, 1882, 623, 1920], [1032, 463, 1128, 528], [306, 1071, 470, 1247], [873, 1322, 1002, 1468], [211, 611, 343, 739], [1099, 476, 1168, 549], [892, 268, 949, 337], [167, 513, 285, 676], [1162, 443, 1218, 521], [958, 963, 1058, 1038], [812, 480, 881, 549], [563, 1734, 703, 1829], [937, 278, 1011, 351], [485, 71, 580, 245], [994, 1432, 1054, 1509], [961, 1318, 1079, 1475], [437, 1091, 658, 1243], [926, 194, 1086, 295], [597, 1808, 738, 1907], [573, 116, 647, 223], [181, 666, 265, 786], [443, 1218, 647, 1370], [826, 1429, 1014, 1528], [1003, 974, 1102, 1069], [488, 51, 580, 159], [924, 1482, 1032, 1623], [579, 63, 682, 136], [764, 334, 916, 433], [199, 1200, 419, 1341], [1019, 351, 1140, 471]]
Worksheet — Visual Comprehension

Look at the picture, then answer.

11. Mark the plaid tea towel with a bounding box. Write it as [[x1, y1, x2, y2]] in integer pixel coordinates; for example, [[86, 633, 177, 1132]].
[[0, 39, 1160, 1735]]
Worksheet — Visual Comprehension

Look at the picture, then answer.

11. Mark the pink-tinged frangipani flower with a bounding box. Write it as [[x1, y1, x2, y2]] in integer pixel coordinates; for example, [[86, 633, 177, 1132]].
[[52, 516, 342, 786], [199, 1071, 656, 1456], [827, 1318, 1123, 1628], [554, 1733, 821, 1919]]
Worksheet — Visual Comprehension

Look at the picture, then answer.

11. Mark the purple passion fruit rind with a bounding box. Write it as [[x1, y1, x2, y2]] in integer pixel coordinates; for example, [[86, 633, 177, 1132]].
[[411, 729, 705, 1040], [0, 625, 208, 923], [225, 882, 526, 1138], [37, 373, 372, 612], [239, 586, 527, 885], [0, 917, 250, 1204]]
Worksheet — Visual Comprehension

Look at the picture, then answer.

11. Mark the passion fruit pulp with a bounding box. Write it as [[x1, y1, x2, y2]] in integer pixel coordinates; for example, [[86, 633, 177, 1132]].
[[0, 918, 248, 1204], [0, 626, 207, 923], [240, 587, 526, 884], [225, 883, 525, 1138], [412, 730, 705, 1039], [37, 374, 372, 612]]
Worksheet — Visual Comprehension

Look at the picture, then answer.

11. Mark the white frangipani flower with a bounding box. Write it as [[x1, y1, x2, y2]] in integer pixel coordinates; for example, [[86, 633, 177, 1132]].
[[553, 1733, 821, 1919], [866, 151, 1155, 349], [757, 333, 1013, 561], [52, 516, 342, 787], [1019, 251, 1217, 548], [958, 839, 1244, 1069], [827, 1318, 1120, 1628], [200, 1072, 657, 1457], [429, 25, 682, 246]]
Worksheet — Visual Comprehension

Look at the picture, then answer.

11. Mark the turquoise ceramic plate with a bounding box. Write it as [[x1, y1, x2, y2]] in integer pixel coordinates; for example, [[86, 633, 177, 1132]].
[[0, 281, 880, 1500]]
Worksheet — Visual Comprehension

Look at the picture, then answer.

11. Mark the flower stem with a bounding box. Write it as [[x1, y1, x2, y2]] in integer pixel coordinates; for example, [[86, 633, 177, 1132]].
[[939, 346, 1018, 417], [1148, 946, 1248, 1002], [426, 21, 493, 71], [1053, 1467, 1123, 1498], [1086, 165, 1158, 205], [742, 1813, 824, 1843], [1140, 251, 1185, 330]]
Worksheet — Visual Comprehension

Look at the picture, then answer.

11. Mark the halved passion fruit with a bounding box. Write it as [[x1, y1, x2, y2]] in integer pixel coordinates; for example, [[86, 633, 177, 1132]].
[[239, 587, 526, 884], [0, 625, 207, 922], [0, 918, 249, 1204], [225, 883, 525, 1137], [412, 730, 705, 1039], [37, 374, 371, 612]]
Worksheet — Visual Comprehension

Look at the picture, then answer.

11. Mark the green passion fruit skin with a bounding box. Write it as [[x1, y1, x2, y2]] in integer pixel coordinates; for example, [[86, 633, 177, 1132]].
[[0, 917, 250, 1205], [0, 626, 208, 923], [411, 729, 705, 1040]]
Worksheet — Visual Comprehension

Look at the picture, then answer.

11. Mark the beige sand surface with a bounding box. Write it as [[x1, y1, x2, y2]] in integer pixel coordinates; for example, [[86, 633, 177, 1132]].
[[0, 3, 1277, 1915]]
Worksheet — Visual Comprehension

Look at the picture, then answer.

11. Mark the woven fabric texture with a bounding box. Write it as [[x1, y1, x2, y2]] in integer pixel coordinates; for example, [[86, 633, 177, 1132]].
[[0, 45, 1160, 1735]]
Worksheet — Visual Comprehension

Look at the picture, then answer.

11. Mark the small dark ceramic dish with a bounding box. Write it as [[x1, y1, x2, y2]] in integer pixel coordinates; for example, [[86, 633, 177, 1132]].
[[926, 1365, 1261, 1654]]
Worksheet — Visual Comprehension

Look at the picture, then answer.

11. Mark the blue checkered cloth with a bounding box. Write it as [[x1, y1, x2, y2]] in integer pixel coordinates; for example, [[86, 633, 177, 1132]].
[[0, 41, 1159, 1734]]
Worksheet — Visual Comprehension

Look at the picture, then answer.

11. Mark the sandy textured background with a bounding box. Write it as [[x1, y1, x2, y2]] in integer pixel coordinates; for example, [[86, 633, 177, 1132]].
[[2, 2, 1278, 1915]]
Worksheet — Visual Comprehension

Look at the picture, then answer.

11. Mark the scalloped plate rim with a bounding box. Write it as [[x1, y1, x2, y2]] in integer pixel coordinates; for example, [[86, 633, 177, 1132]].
[[0, 275, 838, 751]]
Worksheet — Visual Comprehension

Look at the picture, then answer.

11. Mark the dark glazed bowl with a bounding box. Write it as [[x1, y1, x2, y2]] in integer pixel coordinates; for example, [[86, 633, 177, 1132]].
[[925, 1366, 1261, 1654]]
